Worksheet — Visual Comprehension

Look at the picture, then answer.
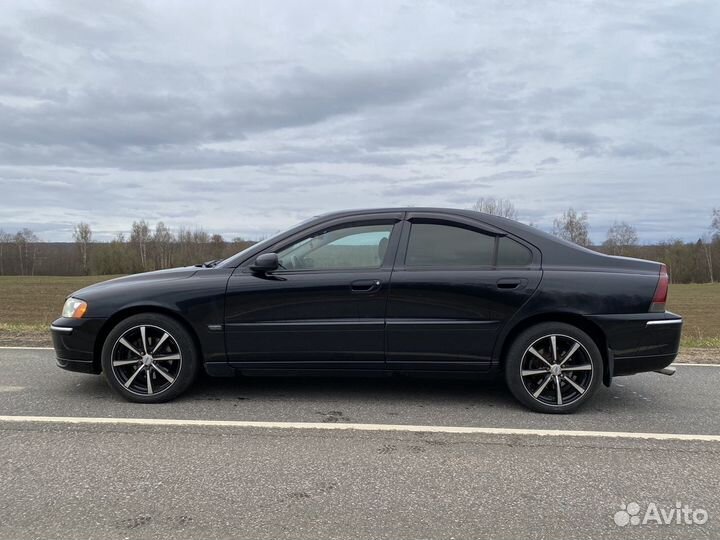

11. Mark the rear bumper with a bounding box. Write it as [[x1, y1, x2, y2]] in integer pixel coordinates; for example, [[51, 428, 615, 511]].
[[587, 311, 682, 376], [51, 317, 106, 375]]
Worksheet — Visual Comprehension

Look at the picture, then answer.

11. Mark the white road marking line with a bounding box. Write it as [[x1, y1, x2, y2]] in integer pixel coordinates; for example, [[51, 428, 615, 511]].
[[0, 346, 53, 350], [0, 415, 719, 442], [672, 362, 720, 367]]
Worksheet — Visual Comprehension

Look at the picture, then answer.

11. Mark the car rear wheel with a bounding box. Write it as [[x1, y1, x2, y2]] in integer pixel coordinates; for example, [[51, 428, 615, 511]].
[[504, 322, 603, 413], [101, 313, 198, 403]]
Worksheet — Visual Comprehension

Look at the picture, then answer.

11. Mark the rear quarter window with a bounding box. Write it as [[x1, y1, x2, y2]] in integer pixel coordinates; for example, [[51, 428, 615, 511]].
[[497, 236, 533, 266]]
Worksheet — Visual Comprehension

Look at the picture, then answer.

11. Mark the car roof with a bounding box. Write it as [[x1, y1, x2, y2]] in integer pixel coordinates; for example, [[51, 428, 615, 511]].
[[316, 207, 481, 218], [314, 206, 541, 241]]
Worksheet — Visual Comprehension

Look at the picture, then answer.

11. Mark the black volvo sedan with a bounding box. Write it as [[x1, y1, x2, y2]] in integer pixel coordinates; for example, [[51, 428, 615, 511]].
[[51, 208, 682, 413]]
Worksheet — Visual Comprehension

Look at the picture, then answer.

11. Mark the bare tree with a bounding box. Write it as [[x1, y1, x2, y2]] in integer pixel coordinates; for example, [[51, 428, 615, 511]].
[[701, 233, 714, 283], [471, 197, 519, 220], [130, 220, 151, 270], [210, 233, 225, 258], [14, 228, 39, 275], [603, 221, 639, 256], [0, 229, 11, 275], [192, 229, 210, 244], [712, 208, 720, 239], [73, 222, 92, 275], [552, 208, 591, 247], [153, 222, 174, 269]]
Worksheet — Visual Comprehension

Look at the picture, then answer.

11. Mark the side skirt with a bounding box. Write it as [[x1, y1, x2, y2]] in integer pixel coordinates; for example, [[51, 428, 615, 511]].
[[203, 362, 502, 380]]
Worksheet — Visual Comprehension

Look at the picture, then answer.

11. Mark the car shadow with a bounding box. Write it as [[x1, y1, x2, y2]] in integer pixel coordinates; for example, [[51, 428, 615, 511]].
[[181, 372, 658, 417], [61, 369, 647, 417], [184, 372, 521, 409]]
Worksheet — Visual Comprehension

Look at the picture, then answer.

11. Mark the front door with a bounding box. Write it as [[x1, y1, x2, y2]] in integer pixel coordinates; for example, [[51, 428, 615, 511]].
[[224, 216, 402, 369]]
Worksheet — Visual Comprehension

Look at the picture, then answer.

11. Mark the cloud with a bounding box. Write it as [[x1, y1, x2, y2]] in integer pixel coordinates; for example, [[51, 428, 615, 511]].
[[609, 142, 669, 159], [537, 157, 559, 166], [538, 130, 610, 158], [383, 179, 491, 198], [0, 0, 717, 242]]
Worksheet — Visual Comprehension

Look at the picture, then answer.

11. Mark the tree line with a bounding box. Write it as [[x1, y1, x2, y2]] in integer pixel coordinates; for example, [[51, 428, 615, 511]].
[[1, 207, 719, 283], [0, 220, 253, 277]]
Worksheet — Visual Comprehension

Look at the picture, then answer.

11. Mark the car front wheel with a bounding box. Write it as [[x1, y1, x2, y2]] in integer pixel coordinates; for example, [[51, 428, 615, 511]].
[[504, 322, 603, 413], [101, 313, 198, 403]]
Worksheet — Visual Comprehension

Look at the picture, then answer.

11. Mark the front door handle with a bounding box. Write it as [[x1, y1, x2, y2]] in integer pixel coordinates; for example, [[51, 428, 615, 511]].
[[351, 279, 382, 294], [496, 278, 526, 290]]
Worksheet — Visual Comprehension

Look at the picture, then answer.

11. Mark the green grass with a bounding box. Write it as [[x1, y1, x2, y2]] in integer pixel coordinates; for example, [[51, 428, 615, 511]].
[[0, 276, 718, 348], [0, 275, 122, 326]]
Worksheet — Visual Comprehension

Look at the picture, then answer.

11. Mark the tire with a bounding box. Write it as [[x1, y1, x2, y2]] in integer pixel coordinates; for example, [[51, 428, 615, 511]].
[[504, 322, 603, 414], [101, 313, 199, 403]]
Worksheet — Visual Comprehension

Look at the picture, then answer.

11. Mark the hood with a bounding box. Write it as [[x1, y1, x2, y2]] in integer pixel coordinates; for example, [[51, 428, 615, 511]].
[[72, 266, 198, 298]]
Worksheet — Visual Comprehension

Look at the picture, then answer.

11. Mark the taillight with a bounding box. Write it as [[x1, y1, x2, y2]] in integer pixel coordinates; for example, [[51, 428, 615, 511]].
[[649, 264, 669, 313]]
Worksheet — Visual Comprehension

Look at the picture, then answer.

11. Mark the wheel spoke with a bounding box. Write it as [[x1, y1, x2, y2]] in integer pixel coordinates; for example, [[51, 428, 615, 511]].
[[140, 326, 149, 354], [146, 370, 153, 394], [522, 369, 549, 377], [528, 347, 552, 367], [562, 364, 592, 371], [555, 375, 563, 405], [118, 337, 143, 358], [113, 359, 139, 367], [152, 364, 175, 384], [533, 375, 552, 398], [550, 335, 558, 362], [154, 353, 180, 362], [124, 366, 144, 388], [151, 332, 170, 354], [559, 342, 580, 366], [563, 376, 586, 394]]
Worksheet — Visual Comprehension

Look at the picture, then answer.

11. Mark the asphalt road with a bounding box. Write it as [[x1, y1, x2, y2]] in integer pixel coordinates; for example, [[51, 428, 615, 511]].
[[1, 348, 720, 539]]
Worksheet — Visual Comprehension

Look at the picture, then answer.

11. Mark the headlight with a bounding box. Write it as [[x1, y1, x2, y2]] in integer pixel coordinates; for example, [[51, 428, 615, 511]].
[[62, 297, 88, 319]]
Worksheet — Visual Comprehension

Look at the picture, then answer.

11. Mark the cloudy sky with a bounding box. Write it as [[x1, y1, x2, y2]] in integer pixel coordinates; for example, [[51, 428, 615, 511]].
[[0, 0, 718, 243]]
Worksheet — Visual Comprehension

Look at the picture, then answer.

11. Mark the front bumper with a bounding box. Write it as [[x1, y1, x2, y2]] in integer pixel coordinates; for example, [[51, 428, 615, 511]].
[[51, 317, 106, 374], [588, 311, 683, 376]]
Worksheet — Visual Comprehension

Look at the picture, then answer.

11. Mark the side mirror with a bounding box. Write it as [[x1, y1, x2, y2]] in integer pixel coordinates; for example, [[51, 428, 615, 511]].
[[250, 253, 279, 274]]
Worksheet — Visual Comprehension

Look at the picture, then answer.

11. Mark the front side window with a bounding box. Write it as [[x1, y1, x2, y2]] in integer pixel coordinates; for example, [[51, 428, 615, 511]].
[[405, 223, 494, 267], [276, 223, 393, 270]]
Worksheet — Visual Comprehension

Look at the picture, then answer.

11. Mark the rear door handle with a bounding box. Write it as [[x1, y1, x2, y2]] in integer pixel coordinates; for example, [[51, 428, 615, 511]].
[[351, 279, 382, 294], [496, 278, 526, 290]]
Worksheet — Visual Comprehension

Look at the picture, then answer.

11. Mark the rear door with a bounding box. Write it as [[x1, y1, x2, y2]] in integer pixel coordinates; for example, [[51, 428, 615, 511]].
[[386, 212, 541, 371]]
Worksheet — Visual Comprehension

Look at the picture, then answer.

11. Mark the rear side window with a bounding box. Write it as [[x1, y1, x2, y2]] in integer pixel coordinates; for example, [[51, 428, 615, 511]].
[[405, 223, 494, 267], [497, 236, 533, 266]]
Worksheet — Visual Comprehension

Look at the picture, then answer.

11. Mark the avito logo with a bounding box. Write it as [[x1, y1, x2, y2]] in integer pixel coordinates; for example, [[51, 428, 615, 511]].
[[613, 502, 708, 527]]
